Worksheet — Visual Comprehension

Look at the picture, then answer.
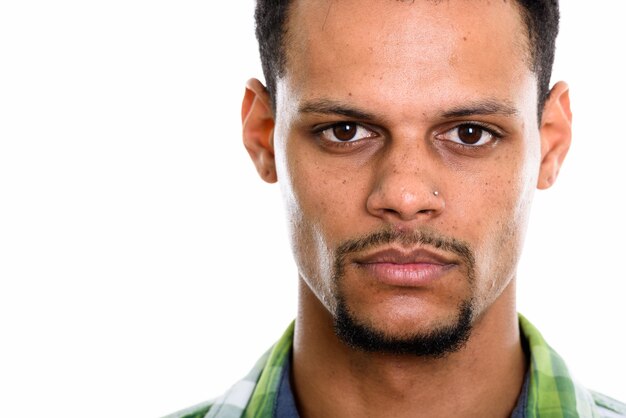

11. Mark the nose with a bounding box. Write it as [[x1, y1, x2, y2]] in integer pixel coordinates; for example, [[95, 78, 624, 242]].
[[366, 143, 445, 223]]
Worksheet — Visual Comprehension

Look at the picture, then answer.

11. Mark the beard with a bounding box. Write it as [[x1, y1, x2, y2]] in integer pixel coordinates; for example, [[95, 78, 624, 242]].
[[334, 298, 474, 358], [331, 228, 476, 358]]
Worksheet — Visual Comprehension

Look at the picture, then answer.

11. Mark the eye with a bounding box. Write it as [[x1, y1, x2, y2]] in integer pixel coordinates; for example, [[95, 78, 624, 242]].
[[437, 123, 499, 146], [318, 122, 377, 143]]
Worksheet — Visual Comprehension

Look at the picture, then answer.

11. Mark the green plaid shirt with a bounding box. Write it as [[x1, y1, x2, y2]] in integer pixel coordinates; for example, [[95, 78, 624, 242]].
[[165, 315, 625, 418]]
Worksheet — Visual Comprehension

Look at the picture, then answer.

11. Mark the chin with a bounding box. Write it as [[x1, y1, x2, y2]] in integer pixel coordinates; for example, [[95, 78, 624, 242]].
[[333, 296, 475, 358]]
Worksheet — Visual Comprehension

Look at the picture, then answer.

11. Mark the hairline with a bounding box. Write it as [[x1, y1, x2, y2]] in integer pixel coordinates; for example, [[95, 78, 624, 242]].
[[260, 0, 549, 120]]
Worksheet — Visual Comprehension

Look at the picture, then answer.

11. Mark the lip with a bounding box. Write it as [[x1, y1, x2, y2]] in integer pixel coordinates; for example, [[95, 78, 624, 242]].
[[353, 248, 457, 287]]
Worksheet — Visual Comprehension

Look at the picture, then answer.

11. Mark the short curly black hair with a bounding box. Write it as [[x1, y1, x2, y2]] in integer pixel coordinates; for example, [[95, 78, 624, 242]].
[[254, 0, 559, 120]]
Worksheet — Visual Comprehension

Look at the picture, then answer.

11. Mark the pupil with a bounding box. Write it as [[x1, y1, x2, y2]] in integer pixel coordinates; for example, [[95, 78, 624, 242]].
[[333, 123, 357, 141], [458, 125, 482, 144]]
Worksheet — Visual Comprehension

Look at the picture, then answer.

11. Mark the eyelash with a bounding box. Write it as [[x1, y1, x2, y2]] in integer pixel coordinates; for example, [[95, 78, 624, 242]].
[[311, 121, 505, 148], [439, 122, 504, 148], [311, 122, 379, 147]]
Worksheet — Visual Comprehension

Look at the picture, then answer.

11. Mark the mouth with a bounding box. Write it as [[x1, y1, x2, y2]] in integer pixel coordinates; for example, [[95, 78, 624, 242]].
[[352, 247, 458, 287]]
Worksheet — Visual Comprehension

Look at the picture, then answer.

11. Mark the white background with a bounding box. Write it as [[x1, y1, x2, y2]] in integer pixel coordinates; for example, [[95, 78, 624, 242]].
[[1, 2, 624, 417]]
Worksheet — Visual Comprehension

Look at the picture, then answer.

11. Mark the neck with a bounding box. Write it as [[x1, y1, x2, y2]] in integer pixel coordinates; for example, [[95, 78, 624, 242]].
[[292, 278, 527, 418]]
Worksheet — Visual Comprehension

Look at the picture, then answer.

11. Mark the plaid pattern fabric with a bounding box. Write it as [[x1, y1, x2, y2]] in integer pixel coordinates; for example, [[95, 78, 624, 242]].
[[164, 316, 625, 418], [520, 314, 603, 418]]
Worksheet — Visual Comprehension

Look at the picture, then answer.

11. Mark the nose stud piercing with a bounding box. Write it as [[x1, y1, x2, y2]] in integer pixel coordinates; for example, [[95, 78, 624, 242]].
[[433, 191, 439, 197]]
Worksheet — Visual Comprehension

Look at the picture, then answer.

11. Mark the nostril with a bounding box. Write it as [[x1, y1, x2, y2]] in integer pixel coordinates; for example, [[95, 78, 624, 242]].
[[366, 188, 445, 222]]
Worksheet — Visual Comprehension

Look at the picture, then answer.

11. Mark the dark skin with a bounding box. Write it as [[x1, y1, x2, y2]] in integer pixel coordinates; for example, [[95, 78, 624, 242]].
[[242, 0, 572, 416]]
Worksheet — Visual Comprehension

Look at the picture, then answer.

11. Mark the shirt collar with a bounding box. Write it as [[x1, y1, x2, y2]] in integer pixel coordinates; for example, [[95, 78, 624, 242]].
[[519, 314, 599, 418], [225, 315, 598, 417]]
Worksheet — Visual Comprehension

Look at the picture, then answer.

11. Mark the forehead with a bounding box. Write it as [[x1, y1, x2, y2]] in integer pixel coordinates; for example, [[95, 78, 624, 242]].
[[279, 0, 536, 120]]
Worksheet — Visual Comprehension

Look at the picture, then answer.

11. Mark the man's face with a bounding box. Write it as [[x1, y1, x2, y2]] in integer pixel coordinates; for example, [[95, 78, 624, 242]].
[[272, 0, 542, 352]]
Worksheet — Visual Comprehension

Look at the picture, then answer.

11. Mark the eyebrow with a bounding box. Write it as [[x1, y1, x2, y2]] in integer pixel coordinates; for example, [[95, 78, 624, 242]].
[[298, 99, 377, 121], [440, 100, 520, 118], [298, 98, 520, 121]]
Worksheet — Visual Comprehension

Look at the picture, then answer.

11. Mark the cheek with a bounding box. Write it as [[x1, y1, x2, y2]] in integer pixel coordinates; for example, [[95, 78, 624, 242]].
[[465, 140, 541, 305], [274, 134, 359, 311], [281, 135, 366, 241]]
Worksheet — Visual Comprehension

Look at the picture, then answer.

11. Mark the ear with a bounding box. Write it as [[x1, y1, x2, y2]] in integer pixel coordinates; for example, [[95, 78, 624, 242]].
[[537, 81, 572, 190], [242, 78, 277, 183]]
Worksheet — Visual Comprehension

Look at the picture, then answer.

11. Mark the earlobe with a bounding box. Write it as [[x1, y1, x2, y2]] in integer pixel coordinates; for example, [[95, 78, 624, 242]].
[[242, 78, 277, 183], [537, 81, 572, 190]]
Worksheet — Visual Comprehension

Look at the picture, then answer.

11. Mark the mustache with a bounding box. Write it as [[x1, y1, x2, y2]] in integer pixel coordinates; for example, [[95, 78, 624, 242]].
[[334, 228, 475, 280]]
